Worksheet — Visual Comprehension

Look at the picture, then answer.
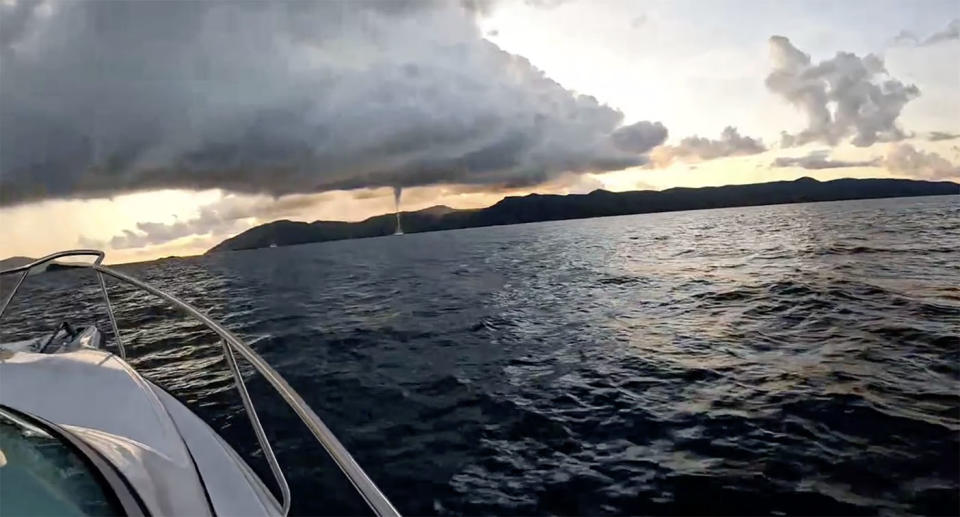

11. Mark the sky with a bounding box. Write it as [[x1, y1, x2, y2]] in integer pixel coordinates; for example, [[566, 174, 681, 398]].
[[0, 0, 958, 263]]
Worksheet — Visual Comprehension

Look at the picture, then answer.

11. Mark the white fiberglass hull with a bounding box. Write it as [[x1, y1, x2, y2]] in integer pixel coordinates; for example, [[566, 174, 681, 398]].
[[0, 347, 281, 516]]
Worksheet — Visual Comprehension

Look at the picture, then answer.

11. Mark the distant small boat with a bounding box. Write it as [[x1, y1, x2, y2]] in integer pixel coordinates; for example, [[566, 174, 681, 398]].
[[269, 243, 278, 248], [0, 250, 399, 517]]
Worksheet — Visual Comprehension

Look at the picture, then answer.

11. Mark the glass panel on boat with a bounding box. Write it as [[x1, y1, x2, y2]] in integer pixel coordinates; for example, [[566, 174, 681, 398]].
[[0, 407, 122, 517]]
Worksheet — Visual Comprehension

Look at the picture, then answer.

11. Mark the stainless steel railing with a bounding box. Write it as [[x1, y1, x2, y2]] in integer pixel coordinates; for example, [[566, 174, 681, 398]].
[[0, 250, 126, 359], [0, 250, 400, 517]]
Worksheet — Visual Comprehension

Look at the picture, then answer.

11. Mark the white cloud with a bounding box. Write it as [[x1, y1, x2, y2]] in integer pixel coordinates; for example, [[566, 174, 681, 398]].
[[884, 143, 959, 180], [650, 127, 765, 168], [766, 36, 919, 147]]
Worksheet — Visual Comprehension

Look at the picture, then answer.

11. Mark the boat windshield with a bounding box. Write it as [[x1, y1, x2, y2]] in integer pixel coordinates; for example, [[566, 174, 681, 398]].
[[0, 406, 123, 517]]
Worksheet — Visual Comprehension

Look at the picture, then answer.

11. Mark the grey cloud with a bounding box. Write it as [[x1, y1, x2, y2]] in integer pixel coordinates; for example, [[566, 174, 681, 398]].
[[771, 149, 881, 170], [106, 219, 243, 250], [922, 19, 960, 45], [928, 131, 960, 142], [0, 0, 42, 48], [523, 0, 573, 8], [611, 122, 669, 153], [891, 19, 959, 47], [460, 0, 498, 15], [464, 0, 572, 15], [766, 36, 919, 147], [885, 144, 959, 180], [82, 194, 320, 250], [651, 127, 765, 167], [351, 188, 393, 200], [76, 234, 106, 250], [910, 19, 960, 46], [1, 1, 664, 206], [770, 144, 957, 179], [891, 30, 918, 45]]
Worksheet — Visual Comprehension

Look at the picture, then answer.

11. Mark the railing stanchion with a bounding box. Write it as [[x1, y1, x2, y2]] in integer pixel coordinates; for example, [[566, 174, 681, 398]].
[[221, 338, 291, 516], [97, 271, 126, 360], [0, 270, 29, 320]]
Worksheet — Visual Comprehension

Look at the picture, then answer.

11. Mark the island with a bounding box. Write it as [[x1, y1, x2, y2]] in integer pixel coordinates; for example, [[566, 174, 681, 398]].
[[208, 177, 958, 253]]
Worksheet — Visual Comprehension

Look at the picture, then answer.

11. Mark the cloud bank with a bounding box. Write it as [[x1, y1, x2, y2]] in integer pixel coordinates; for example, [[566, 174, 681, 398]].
[[0, 1, 667, 207], [928, 131, 960, 142], [766, 36, 919, 148], [884, 144, 959, 181], [893, 19, 960, 47], [79, 194, 321, 250], [771, 150, 880, 170], [770, 145, 959, 181], [770, 143, 960, 181], [650, 126, 765, 167]]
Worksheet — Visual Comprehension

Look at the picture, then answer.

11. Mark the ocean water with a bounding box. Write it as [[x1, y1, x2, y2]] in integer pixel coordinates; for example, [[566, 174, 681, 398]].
[[2, 195, 958, 516]]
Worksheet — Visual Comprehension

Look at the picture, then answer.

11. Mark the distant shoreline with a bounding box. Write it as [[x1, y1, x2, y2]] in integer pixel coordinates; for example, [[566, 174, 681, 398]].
[[208, 177, 958, 254]]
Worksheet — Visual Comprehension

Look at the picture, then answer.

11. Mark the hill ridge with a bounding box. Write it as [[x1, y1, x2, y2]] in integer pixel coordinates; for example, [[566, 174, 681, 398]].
[[207, 177, 958, 253]]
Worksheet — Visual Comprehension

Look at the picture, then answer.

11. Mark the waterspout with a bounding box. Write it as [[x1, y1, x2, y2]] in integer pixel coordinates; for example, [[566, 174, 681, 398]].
[[393, 186, 403, 235]]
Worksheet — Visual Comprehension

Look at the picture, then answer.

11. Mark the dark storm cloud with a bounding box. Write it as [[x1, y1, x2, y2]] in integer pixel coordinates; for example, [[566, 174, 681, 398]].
[[650, 127, 766, 167], [611, 121, 669, 153], [0, 1, 666, 207], [766, 36, 919, 147], [771, 150, 880, 170]]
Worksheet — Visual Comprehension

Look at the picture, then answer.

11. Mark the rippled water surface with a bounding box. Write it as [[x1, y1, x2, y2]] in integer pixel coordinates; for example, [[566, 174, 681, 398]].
[[3, 196, 959, 516]]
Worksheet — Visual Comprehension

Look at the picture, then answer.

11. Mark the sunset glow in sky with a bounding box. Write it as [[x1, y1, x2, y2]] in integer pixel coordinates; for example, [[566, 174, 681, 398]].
[[1, 0, 957, 263]]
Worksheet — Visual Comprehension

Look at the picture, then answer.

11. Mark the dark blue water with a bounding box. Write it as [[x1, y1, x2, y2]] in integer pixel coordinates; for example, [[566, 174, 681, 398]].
[[2, 195, 958, 516]]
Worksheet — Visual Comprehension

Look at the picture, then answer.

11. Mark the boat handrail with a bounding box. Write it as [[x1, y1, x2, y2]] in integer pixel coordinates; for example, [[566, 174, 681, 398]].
[[0, 250, 400, 517], [1, 249, 125, 359]]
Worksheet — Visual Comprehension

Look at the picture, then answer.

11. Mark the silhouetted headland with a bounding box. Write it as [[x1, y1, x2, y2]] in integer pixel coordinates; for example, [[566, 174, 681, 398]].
[[207, 177, 958, 253]]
